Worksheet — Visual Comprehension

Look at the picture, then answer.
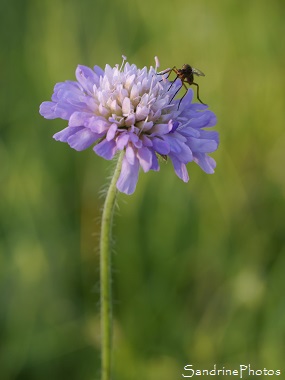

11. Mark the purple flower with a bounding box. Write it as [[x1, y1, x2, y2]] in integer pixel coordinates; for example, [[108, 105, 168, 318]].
[[39, 57, 219, 195]]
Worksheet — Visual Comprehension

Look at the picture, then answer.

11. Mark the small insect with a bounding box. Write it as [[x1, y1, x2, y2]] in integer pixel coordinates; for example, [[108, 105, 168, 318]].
[[158, 64, 206, 108]]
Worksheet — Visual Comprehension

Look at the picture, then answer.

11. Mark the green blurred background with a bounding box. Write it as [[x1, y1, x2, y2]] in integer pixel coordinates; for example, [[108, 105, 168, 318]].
[[1, 0, 285, 379]]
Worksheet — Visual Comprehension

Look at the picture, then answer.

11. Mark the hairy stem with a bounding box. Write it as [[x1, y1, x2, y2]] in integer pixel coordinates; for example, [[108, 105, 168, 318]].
[[100, 151, 124, 380]]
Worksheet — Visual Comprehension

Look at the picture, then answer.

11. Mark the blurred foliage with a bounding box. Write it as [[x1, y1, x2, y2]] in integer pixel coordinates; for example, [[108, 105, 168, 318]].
[[1, 0, 285, 379]]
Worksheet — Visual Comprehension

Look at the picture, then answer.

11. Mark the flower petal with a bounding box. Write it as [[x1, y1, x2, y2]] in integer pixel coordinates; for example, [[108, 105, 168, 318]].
[[136, 105, 149, 120], [93, 139, 117, 160], [116, 156, 140, 195], [137, 147, 152, 172], [193, 153, 216, 174], [67, 128, 100, 151], [40, 101, 74, 120], [170, 155, 189, 182], [53, 126, 84, 142], [87, 117, 110, 134], [150, 151, 159, 171], [69, 111, 93, 127], [126, 146, 136, 165], [151, 137, 170, 155], [151, 123, 172, 135], [76, 65, 101, 93], [164, 134, 192, 163], [39, 102, 56, 119], [122, 97, 132, 115], [116, 133, 130, 150], [94, 65, 104, 77], [187, 137, 218, 153], [106, 123, 118, 141]]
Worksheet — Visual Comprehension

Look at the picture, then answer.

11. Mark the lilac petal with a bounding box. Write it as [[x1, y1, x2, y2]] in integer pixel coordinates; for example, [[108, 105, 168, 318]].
[[199, 130, 219, 144], [104, 64, 114, 80], [106, 123, 118, 141], [130, 84, 139, 101], [39, 102, 57, 119], [99, 104, 110, 118], [122, 97, 132, 115], [116, 133, 130, 149], [129, 133, 143, 149], [170, 155, 189, 182], [67, 128, 100, 151], [187, 137, 218, 153], [54, 84, 83, 102], [164, 134, 192, 163], [126, 146, 136, 165], [179, 126, 200, 138], [53, 126, 84, 142], [40, 101, 76, 121], [151, 123, 171, 135], [136, 105, 149, 120], [125, 74, 136, 90], [150, 151, 159, 171], [52, 84, 92, 112], [189, 103, 208, 111], [179, 105, 208, 121], [137, 147, 152, 172], [76, 65, 100, 93], [151, 137, 170, 155], [204, 111, 217, 127], [93, 139, 117, 160], [185, 112, 216, 129], [193, 153, 216, 174], [87, 117, 110, 134], [69, 111, 93, 127], [94, 65, 104, 77], [168, 78, 182, 95], [183, 117, 207, 129], [170, 120, 179, 133], [179, 89, 194, 108], [125, 113, 136, 127], [116, 156, 140, 195], [137, 120, 153, 132], [141, 135, 153, 147], [52, 81, 81, 100], [56, 103, 82, 120]]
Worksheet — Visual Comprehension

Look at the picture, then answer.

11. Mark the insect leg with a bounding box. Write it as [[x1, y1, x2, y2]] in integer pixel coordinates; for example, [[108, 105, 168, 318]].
[[157, 68, 172, 77], [177, 83, 189, 109], [157, 66, 177, 76], [168, 75, 179, 91], [157, 66, 178, 83], [192, 82, 207, 105], [169, 83, 182, 103], [157, 70, 172, 84]]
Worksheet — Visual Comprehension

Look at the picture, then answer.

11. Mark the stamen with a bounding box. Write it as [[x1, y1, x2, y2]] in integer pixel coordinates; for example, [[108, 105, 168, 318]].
[[119, 55, 127, 72], [154, 56, 160, 73]]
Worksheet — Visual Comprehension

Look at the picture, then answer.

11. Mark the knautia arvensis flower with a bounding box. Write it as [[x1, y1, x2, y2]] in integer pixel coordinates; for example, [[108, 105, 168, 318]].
[[39, 56, 219, 194]]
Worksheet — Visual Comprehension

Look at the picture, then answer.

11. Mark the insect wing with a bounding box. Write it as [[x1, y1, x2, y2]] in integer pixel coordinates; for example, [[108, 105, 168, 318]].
[[192, 67, 205, 77]]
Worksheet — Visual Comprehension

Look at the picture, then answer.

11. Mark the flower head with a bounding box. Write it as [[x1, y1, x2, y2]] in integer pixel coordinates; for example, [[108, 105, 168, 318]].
[[39, 56, 219, 194]]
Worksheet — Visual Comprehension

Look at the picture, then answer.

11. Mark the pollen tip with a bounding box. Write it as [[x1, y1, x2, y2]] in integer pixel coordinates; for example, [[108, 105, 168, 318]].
[[154, 56, 160, 70]]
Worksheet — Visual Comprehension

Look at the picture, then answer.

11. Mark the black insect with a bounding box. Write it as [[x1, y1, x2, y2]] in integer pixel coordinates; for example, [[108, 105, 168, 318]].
[[158, 64, 206, 108]]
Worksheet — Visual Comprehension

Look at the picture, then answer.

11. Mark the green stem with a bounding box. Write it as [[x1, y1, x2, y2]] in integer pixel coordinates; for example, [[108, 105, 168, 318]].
[[100, 151, 124, 380]]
